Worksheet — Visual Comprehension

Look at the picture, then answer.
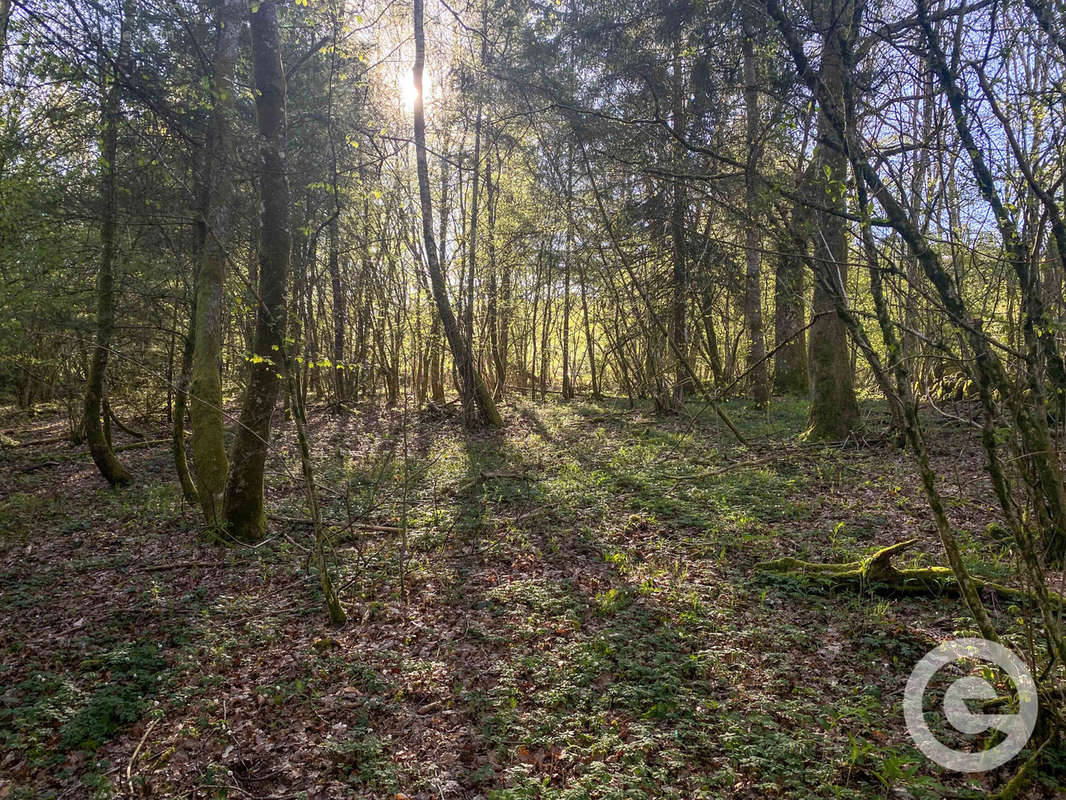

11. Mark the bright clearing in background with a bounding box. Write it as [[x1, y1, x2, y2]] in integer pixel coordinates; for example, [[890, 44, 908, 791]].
[[399, 67, 429, 109]]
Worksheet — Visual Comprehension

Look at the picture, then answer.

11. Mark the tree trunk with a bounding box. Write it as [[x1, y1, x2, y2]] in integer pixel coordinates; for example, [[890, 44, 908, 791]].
[[805, 0, 859, 440], [411, 0, 501, 428], [530, 249, 541, 400], [700, 285, 724, 386], [329, 215, 346, 405], [464, 102, 485, 420], [561, 151, 574, 400], [0, 0, 12, 67], [668, 55, 688, 410], [773, 192, 810, 395], [173, 298, 199, 505], [353, 158, 372, 402], [486, 142, 505, 398], [189, 0, 242, 522], [579, 257, 600, 399], [742, 30, 769, 406], [83, 0, 134, 487], [222, 0, 291, 542], [429, 154, 450, 404], [539, 254, 553, 400], [498, 240, 512, 399]]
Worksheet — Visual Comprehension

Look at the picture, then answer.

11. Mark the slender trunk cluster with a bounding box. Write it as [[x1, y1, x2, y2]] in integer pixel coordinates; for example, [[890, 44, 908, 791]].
[[411, 0, 502, 429]]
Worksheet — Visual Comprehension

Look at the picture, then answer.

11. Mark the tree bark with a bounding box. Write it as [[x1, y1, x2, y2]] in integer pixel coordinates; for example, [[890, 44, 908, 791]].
[[0, 0, 12, 67], [773, 201, 809, 395], [173, 297, 199, 505], [463, 102, 484, 419], [189, 0, 242, 523], [83, 0, 134, 487], [742, 31, 769, 406], [579, 256, 600, 399], [561, 149, 574, 400], [668, 55, 689, 410], [222, 0, 291, 542], [804, 0, 860, 440], [539, 253, 553, 400], [328, 215, 346, 405], [485, 143, 508, 399]]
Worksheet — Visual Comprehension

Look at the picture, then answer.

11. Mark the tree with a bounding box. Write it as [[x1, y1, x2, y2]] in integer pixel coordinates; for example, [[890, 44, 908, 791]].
[[83, 0, 134, 487], [189, 0, 242, 523], [411, 0, 502, 429], [222, 0, 292, 542], [741, 26, 769, 407], [803, 0, 859, 440]]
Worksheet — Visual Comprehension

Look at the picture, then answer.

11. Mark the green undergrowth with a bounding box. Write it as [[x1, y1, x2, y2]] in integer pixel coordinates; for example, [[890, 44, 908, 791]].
[[2, 396, 1063, 798], [1, 640, 168, 768]]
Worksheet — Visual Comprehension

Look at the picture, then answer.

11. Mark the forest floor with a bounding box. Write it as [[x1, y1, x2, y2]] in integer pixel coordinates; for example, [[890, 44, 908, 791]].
[[1, 395, 1063, 799]]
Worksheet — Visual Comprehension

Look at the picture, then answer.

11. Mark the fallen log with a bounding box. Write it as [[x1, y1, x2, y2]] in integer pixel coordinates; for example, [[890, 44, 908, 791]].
[[757, 538, 1065, 608]]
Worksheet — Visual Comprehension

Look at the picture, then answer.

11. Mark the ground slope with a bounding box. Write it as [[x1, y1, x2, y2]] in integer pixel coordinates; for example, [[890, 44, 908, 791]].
[[1, 397, 1061, 798]]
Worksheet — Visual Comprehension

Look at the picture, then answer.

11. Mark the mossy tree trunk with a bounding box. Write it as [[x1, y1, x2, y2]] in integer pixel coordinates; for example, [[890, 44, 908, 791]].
[[804, 0, 859, 440], [758, 540, 1064, 615], [173, 293, 199, 505], [189, 0, 242, 523], [222, 0, 290, 543]]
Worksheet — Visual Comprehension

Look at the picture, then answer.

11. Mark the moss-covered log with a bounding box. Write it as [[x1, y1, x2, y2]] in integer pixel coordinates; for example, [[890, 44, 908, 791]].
[[757, 539, 1065, 608]]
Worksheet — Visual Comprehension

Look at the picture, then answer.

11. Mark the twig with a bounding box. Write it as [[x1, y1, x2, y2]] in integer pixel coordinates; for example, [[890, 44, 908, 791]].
[[126, 716, 160, 795]]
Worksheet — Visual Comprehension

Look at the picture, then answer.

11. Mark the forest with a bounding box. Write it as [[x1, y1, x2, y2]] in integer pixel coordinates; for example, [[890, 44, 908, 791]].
[[2, 0, 1066, 796]]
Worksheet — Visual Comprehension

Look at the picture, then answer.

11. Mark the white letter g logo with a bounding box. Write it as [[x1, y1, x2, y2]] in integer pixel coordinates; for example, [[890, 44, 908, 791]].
[[904, 638, 1037, 772]]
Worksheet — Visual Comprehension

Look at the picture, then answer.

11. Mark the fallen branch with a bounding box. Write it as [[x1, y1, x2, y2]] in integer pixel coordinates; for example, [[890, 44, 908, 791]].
[[126, 716, 160, 796], [424, 398, 458, 416], [141, 560, 228, 572], [108, 405, 148, 439], [267, 514, 403, 534], [456, 469, 534, 492], [757, 539, 1065, 607], [14, 460, 64, 473], [5, 434, 69, 448], [112, 438, 170, 453], [15, 437, 170, 470]]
